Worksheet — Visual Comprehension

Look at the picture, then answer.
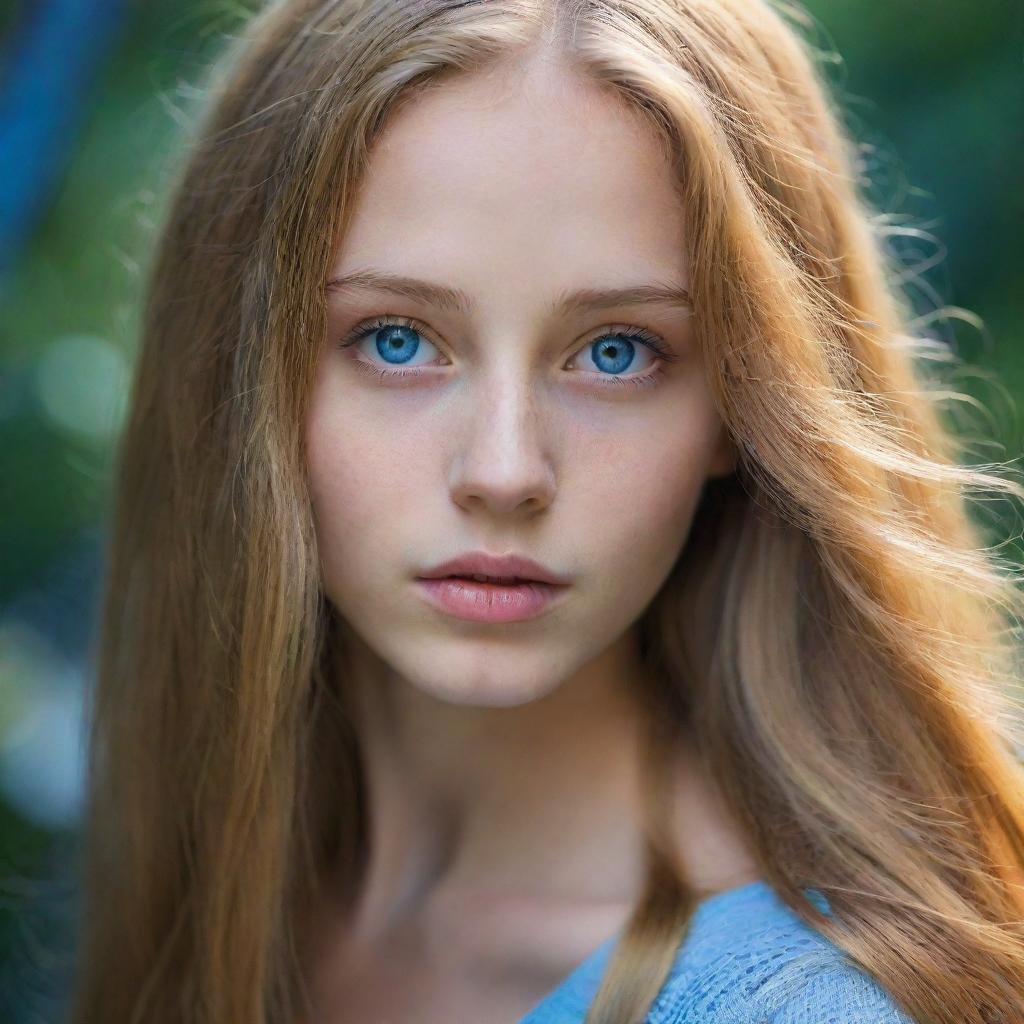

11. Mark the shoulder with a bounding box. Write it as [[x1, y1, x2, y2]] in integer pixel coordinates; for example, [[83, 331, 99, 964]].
[[756, 957, 916, 1023], [646, 881, 916, 1024]]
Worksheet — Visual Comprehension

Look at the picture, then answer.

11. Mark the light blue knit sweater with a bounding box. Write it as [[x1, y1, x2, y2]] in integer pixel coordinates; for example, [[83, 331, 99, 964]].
[[519, 879, 915, 1023]]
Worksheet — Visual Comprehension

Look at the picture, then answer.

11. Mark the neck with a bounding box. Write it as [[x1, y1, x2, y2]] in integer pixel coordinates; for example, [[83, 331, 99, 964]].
[[337, 621, 657, 952]]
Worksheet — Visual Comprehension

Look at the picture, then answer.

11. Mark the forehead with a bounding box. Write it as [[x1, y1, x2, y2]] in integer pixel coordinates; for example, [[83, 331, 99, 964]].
[[330, 57, 690, 302]]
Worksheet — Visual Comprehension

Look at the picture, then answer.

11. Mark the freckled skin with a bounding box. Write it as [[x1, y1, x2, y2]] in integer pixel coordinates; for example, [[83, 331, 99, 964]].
[[307, 55, 735, 709]]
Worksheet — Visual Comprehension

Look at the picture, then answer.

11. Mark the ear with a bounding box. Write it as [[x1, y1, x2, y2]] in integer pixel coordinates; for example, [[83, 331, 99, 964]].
[[706, 426, 738, 480]]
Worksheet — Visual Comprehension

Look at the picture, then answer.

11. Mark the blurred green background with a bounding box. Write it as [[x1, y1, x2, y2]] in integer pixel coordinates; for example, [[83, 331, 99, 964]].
[[0, 0, 1021, 1019]]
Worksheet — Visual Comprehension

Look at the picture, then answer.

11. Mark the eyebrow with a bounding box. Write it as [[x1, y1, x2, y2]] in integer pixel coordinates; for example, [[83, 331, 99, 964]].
[[325, 269, 693, 316]]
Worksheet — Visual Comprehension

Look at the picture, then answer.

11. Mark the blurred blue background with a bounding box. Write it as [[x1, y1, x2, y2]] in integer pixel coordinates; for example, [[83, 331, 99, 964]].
[[0, 0, 1021, 1019]]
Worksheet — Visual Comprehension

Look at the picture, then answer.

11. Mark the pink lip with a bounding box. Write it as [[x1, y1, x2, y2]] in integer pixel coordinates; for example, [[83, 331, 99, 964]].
[[416, 577, 568, 623], [418, 550, 571, 586]]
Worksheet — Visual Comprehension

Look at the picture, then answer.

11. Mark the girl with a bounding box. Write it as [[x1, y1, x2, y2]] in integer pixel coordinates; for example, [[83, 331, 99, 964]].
[[70, 1, 1024, 1022]]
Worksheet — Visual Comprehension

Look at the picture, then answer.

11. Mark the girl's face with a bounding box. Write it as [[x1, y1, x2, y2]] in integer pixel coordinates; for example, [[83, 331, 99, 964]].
[[306, 54, 735, 707]]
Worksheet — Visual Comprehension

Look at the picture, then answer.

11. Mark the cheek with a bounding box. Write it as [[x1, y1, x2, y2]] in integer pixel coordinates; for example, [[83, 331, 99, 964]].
[[570, 400, 720, 578], [304, 390, 428, 591]]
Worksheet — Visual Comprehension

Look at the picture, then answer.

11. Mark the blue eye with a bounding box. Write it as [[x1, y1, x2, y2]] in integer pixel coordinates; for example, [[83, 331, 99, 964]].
[[341, 318, 437, 365], [338, 316, 678, 390], [577, 330, 664, 376]]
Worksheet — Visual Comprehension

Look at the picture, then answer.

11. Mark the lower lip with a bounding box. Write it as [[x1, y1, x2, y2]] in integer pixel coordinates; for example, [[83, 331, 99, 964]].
[[415, 577, 568, 623]]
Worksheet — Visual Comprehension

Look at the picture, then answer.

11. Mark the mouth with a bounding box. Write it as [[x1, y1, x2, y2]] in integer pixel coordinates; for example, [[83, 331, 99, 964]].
[[417, 552, 572, 588]]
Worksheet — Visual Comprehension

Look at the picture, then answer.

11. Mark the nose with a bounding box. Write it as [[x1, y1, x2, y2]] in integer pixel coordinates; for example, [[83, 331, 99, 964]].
[[448, 374, 556, 518]]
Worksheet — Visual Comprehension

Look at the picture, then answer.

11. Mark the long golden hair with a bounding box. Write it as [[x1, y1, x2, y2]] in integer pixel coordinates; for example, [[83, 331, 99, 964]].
[[70, 2, 1024, 1022]]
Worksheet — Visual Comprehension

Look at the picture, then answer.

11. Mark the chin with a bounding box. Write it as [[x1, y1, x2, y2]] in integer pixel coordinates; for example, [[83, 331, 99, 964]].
[[407, 663, 564, 709], [372, 637, 567, 708]]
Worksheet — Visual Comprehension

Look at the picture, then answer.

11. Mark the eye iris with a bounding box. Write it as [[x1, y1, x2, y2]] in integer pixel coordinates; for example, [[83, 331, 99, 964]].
[[375, 326, 419, 364], [593, 336, 635, 374]]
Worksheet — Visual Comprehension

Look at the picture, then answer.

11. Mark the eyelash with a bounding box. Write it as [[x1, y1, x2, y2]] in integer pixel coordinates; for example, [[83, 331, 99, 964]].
[[337, 315, 679, 390]]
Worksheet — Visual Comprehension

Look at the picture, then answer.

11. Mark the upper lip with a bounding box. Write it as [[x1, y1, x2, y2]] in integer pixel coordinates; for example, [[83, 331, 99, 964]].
[[418, 551, 571, 586]]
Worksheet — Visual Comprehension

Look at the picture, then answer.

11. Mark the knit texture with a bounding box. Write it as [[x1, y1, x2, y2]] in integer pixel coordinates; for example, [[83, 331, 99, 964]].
[[519, 879, 916, 1023]]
